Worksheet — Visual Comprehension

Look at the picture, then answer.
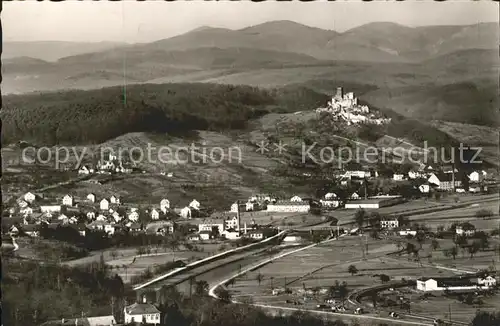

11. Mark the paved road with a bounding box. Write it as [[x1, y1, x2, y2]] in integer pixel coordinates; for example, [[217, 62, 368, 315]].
[[253, 303, 433, 326]]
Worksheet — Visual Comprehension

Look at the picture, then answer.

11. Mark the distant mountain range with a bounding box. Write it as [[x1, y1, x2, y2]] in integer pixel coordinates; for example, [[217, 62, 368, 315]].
[[3, 41, 126, 62], [3, 20, 498, 127], [5, 21, 497, 63]]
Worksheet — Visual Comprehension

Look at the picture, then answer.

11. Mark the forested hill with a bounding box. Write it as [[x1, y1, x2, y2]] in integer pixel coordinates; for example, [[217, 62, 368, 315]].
[[1, 83, 329, 145]]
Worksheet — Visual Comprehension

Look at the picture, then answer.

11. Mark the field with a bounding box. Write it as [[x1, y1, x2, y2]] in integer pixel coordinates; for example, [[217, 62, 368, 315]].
[[59, 243, 222, 283], [228, 237, 401, 303], [408, 200, 500, 231], [227, 234, 500, 323]]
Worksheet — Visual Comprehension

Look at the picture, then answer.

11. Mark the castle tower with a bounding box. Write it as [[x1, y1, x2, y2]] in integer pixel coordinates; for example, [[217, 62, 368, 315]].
[[335, 87, 343, 100]]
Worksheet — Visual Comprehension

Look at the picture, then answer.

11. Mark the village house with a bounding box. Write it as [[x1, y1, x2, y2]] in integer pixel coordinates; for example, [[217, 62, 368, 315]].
[[417, 276, 497, 292], [198, 219, 225, 235], [62, 194, 74, 207], [399, 228, 417, 237], [249, 194, 272, 203], [179, 206, 192, 219], [128, 223, 143, 233], [224, 215, 240, 230], [408, 170, 424, 179], [283, 233, 304, 243], [146, 221, 176, 235], [418, 183, 431, 194], [344, 170, 371, 179], [17, 199, 28, 208], [456, 222, 476, 237], [124, 297, 161, 325], [199, 230, 212, 241], [110, 195, 121, 205], [246, 202, 256, 211], [189, 199, 201, 210], [160, 198, 170, 212], [57, 214, 69, 221], [324, 193, 338, 200], [40, 205, 62, 214], [87, 193, 96, 203], [266, 201, 310, 213], [350, 192, 360, 200], [320, 193, 340, 208], [246, 229, 265, 240], [428, 172, 464, 191], [100, 199, 110, 211], [20, 206, 33, 217], [345, 195, 404, 209], [290, 195, 303, 202], [88, 220, 116, 235], [221, 229, 241, 240], [128, 211, 140, 222], [86, 211, 96, 220], [468, 170, 487, 183], [477, 275, 497, 288], [96, 214, 107, 221], [380, 217, 399, 229], [151, 208, 160, 220], [24, 192, 36, 203], [187, 234, 201, 241], [78, 165, 94, 175], [230, 202, 247, 213], [393, 173, 405, 181]]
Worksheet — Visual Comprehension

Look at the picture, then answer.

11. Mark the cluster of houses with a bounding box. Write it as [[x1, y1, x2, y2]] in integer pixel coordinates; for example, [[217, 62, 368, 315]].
[[416, 275, 497, 292], [316, 87, 391, 125], [78, 153, 134, 175], [41, 296, 162, 326], [377, 216, 478, 238], [336, 163, 489, 196], [8, 191, 206, 238], [8, 189, 284, 243]]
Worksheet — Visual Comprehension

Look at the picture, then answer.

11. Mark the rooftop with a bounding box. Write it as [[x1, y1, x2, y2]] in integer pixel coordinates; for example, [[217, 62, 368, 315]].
[[125, 302, 160, 315]]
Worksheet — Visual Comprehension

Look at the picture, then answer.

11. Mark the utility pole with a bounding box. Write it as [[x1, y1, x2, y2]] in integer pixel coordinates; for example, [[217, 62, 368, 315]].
[[452, 161, 456, 193]]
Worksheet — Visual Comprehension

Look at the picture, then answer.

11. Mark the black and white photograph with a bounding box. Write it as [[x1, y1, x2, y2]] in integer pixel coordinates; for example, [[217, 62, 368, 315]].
[[1, 1, 500, 326]]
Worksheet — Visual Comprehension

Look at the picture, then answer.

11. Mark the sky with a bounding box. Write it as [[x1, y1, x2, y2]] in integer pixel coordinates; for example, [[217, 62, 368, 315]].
[[3, 1, 499, 43]]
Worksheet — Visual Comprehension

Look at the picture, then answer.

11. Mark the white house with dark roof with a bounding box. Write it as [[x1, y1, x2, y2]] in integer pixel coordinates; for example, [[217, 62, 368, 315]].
[[198, 218, 225, 234], [110, 195, 120, 205], [124, 297, 161, 325], [62, 194, 74, 206], [24, 192, 37, 203], [100, 198, 110, 211], [160, 198, 170, 212], [151, 208, 160, 220], [87, 193, 96, 203], [189, 199, 200, 210], [180, 206, 192, 219], [324, 192, 337, 200], [17, 199, 28, 208]]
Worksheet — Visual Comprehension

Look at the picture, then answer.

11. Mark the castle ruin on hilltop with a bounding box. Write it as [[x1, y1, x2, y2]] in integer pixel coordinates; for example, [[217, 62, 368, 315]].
[[316, 87, 391, 125]]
